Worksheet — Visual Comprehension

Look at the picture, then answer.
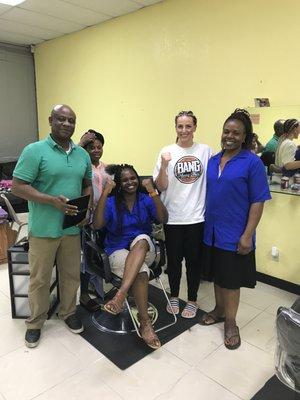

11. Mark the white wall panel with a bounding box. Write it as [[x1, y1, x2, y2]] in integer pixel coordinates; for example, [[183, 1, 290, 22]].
[[0, 43, 38, 159]]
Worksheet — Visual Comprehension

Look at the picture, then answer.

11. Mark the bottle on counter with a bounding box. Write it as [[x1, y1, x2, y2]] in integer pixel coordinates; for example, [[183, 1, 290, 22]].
[[293, 173, 300, 185]]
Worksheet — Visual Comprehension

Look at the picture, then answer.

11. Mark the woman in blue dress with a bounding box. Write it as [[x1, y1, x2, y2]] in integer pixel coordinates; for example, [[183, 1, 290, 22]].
[[201, 109, 271, 350], [93, 164, 168, 349]]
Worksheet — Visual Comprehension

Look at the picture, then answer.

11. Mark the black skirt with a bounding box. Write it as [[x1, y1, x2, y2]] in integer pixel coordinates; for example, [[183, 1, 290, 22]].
[[202, 244, 256, 289]]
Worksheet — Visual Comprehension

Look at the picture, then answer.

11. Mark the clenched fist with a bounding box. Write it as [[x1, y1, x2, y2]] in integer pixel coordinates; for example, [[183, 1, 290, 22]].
[[161, 152, 172, 167], [142, 178, 155, 194], [103, 179, 116, 195]]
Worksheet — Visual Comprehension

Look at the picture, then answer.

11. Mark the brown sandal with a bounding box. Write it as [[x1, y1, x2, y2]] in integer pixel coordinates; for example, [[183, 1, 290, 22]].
[[139, 318, 161, 350], [199, 309, 225, 326], [224, 325, 241, 350], [104, 291, 125, 315]]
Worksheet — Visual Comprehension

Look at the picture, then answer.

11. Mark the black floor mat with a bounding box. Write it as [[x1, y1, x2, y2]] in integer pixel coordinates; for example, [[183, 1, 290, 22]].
[[77, 285, 205, 370], [251, 375, 300, 400]]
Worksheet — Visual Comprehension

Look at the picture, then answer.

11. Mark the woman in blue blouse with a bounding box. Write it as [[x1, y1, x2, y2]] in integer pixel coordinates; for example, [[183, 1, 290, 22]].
[[201, 109, 271, 350], [93, 164, 168, 349]]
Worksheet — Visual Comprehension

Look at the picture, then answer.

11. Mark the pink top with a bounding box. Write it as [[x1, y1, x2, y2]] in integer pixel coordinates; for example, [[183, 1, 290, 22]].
[[92, 162, 108, 205]]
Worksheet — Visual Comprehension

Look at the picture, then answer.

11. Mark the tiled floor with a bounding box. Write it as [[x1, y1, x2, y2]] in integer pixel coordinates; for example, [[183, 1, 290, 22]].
[[0, 214, 298, 400]]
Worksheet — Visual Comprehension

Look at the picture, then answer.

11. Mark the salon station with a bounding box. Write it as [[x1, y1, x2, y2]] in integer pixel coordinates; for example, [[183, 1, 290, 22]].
[[0, 1, 300, 400]]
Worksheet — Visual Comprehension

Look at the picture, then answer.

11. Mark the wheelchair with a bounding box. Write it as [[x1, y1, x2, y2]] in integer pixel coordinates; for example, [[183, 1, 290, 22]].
[[82, 225, 177, 338], [275, 297, 300, 394]]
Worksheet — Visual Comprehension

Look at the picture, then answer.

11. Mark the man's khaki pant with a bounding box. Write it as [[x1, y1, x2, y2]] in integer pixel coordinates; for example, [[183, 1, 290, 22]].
[[26, 235, 81, 329]]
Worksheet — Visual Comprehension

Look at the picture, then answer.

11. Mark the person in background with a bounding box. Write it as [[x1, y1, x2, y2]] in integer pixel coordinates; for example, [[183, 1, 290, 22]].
[[153, 111, 212, 319], [201, 109, 271, 350], [273, 119, 300, 176], [12, 105, 93, 348], [263, 119, 285, 154], [93, 164, 168, 349], [261, 120, 285, 169], [251, 133, 264, 154], [79, 129, 109, 312], [295, 146, 300, 164]]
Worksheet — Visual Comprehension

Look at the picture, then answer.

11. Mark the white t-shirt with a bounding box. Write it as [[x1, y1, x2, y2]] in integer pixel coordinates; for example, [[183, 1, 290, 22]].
[[275, 139, 297, 167], [153, 143, 212, 225]]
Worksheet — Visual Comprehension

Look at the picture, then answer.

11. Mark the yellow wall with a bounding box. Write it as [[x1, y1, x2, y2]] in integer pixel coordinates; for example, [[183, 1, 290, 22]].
[[256, 193, 300, 285], [34, 0, 300, 284], [34, 0, 300, 171]]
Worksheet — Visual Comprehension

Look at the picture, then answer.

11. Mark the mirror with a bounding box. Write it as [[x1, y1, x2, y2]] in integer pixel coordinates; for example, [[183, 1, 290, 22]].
[[246, 105, 300, 145], [246, 105, 300, 196]]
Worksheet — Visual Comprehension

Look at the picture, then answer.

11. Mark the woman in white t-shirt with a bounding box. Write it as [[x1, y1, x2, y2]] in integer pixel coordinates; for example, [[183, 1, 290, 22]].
[[153, 111, 212, 318], [274, 119, 300, 176]]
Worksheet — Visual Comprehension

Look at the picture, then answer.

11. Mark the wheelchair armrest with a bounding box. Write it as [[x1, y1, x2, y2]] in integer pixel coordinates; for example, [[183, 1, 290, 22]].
[[155, 239, 166, 268], [85, 240, 112, 283], [148, 238, 166, 280], [276, 305, 300, 392]]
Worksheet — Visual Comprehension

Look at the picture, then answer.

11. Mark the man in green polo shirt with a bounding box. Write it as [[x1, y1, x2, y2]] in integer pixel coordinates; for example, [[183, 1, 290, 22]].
[[263, 119, 285, 153], [12, 104, 93, 348]]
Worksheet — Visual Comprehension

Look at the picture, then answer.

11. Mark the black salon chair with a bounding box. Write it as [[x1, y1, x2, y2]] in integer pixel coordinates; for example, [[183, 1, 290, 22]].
[[260, 151, 275, 175], [83, 226, 177, 337], [260, 151, 275, 167], [275, 298, 300, 393]]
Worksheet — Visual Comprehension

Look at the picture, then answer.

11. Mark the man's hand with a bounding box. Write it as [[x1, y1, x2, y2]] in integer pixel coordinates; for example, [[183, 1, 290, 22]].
[[142, 178, 155, 193], [161, 152, 172, 168], [52, 195, 78, 216]]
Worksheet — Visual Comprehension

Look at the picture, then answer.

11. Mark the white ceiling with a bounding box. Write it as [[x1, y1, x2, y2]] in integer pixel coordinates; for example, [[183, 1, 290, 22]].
[[0, 0, 162, 46]]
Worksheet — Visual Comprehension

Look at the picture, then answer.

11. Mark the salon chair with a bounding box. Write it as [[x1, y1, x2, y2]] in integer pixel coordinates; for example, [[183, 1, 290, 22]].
[[83, 226, 177, 337], [275, 298, 300, 393], [0, 194, 28, 243], [260, 151, 275, 168]]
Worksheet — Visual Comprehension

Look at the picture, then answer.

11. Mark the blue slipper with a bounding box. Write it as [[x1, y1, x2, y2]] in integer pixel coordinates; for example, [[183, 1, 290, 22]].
[[181, 302, 198, 319]]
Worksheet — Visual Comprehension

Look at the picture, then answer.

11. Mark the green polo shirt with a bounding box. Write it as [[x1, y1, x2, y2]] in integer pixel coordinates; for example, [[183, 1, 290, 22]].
[[13, 135, 92, 238], [263, 135, 279, 153]]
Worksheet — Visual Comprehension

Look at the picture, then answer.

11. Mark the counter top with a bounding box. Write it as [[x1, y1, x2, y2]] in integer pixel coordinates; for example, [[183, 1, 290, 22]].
[[269, 182, 300, 196]]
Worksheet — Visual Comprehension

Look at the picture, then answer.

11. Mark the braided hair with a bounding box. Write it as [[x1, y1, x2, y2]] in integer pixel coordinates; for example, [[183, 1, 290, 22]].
[[275, 119, 299, 162], [108, 164, 142, 234], [223, 108, 253, 150], [112, 163, 141, 194], [175, 110, 197, 126], [283, 119, 299, 136]]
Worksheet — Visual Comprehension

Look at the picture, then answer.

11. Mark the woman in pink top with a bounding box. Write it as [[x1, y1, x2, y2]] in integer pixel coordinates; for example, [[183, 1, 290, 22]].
[[79, 130, 108, 205], [79, 129, 108, 312]]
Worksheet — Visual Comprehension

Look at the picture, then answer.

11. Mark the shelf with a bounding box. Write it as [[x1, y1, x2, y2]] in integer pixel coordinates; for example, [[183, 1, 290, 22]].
[[7, 244, 59, 318]]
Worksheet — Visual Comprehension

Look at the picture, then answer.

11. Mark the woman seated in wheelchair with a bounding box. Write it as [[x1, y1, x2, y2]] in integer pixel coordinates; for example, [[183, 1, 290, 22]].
[[93, 164, 168, 349]]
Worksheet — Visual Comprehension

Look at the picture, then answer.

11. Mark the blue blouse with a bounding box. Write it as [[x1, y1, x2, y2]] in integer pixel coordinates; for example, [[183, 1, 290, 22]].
[[203, 150, 271, 251], [104, 193, 157, 255]]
